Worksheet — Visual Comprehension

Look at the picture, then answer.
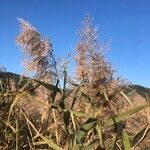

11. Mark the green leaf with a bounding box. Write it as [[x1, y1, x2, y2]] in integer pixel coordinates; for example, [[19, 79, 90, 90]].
[[76, 118, 97, 143], [105, 104, 150, 127], [33, 79, 61, 93], [122, 129, 130, 150], [95, 123, 104, 148], [71, 87, 81, 109], [40, 135, 63, 150], [131, 126, 150, 147]]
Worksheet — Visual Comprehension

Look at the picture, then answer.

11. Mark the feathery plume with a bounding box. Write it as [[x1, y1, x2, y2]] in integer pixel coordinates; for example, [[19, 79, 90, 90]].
[[76, 14, 120, 103], [16, 18, 55, 83]]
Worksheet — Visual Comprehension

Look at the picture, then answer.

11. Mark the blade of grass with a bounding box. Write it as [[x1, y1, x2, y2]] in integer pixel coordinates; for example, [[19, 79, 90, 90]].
[[95, 123, 104, 148], [122, 129, 130, 150], [53, 109, 59, 144], [131, 125, 150, 147], [105, 104, 150, 128], [120, 91, 133, 106], [70, 112, 77, 132], [76, 118, 97, 143], [3, 120, 16, 133], [103, 90, 109, 101], [33, 79, 61, 93], [6, 91, 27, 125], [16, 119, 19, 150]]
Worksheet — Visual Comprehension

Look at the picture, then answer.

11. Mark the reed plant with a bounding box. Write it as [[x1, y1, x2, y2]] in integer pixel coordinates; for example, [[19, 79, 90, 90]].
[[0, 15, 149, 150]]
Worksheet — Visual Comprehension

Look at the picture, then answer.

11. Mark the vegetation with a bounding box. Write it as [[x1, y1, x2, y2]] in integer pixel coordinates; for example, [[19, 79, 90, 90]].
[[0, 15, 150, 150]]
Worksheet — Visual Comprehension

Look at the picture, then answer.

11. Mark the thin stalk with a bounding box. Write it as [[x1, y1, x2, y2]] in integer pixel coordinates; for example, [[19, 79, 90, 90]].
[[16, 119, 18, 150], [70, 112, 76, 132], [53, 109, 59, 144]]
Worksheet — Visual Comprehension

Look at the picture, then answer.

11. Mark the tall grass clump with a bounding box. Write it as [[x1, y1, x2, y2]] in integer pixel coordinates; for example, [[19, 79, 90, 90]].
[[0, 15, 150, 150]]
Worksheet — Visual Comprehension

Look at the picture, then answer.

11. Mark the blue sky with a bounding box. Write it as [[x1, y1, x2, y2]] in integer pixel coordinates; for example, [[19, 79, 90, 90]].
[[0, 0, 150, 87]]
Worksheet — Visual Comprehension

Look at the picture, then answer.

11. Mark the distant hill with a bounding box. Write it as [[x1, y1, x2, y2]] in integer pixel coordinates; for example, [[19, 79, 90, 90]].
[[0, 71, 31, 92], [122, 84, 150, 100], [0, 71, 150, 99]]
